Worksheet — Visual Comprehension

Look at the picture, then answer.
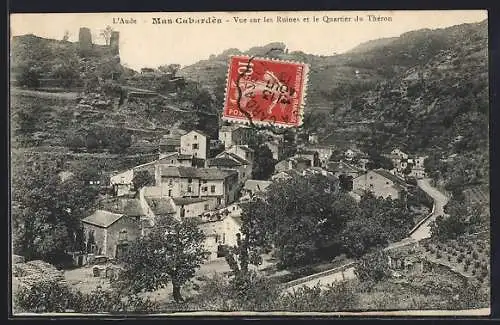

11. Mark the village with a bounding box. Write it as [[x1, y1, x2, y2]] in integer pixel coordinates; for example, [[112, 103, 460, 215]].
[[61, 121, 431, 283]]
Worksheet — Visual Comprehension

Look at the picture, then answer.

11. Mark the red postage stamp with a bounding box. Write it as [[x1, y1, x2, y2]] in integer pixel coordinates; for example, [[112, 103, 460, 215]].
[[222, 55, 309, 128]]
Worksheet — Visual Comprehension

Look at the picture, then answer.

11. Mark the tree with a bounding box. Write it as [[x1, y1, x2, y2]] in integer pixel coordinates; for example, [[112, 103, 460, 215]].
[[158, 64, 181, 76], [132, 170, 155, 191], [354, 250, 390, 287], [242, 173, 355, 268], [11, 155, 99, 264], [100, 25, 114, 45], [117, 216, 209, 302], [17, 64, 40, 88], [251, 144, 275, 180], [341, 192, 413, 257]]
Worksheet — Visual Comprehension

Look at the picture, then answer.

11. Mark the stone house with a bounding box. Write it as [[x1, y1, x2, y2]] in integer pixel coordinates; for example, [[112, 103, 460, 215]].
[[82, 210, 141, 259], [199, 215, 243, 261], [159, 135, 181, 153], [353, 169, 406, 199], [154, 165, 239, 208], [242, 179, 272, 198], [226, 145, 254, 164], [171, 197, 214, 219], [180, 130, 209, 162], [219, 125, 253, 148], [210, 151, 252, 185]]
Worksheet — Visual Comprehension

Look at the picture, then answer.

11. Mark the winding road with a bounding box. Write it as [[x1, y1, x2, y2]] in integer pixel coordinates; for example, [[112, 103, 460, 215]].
[[410, 178, 449, 240]]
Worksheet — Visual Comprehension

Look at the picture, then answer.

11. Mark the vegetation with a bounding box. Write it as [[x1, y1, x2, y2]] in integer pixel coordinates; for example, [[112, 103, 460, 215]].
[[11, 155, 99, 266], [132, 170, 155, 191], [116, 216, 209, 302], [14, 280, 158, 313]]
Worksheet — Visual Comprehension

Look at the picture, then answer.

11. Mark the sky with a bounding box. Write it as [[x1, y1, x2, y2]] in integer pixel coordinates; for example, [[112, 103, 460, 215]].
[[10, 10, 487, 71]]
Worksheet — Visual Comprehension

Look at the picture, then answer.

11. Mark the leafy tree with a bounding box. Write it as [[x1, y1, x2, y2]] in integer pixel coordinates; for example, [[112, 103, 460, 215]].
[[132, 170, 155, 191], [17, 64, 41, 88], [354, 250, 390, 287], [11, 155, 99, 264], [117, 216, 209, 302], [366, 149, 394, 170], [251, 144, 275, 180], [158, 64, 181, 76], [242, 173, 355, 268], [341, 192, 413, 257]]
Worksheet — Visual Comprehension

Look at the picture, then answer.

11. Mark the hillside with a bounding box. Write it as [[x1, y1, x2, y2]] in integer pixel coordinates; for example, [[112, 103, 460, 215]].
[[10, 20, 488, 191]]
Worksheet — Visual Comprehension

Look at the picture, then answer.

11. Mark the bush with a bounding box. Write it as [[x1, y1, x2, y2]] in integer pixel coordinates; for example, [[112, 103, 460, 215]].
[[14, 280, 159, 314], [14, 280, 73, 313], [436, 252, 442, 259]]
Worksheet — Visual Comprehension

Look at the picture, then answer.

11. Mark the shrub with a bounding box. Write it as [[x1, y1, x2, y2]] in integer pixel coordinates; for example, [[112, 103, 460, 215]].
[[474, 261, 481, 269], [452, 250, 458, 256], [465, 258, 472, 266], [464, 264, 469, 272], [436, 252, 442, 259], [472, 269, 476, 276], [472, 251, 479, 259]]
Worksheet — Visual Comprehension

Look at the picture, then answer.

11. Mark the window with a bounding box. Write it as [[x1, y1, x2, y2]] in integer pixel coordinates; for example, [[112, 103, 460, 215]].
[[168, 189, 172, 196], [194, 135, 198, 140], [369, 184, 374, 188], [386, 182, 390, 185], [203, 180, 207, 184], [193, 144, 199, 149], [187, 185, 192, 192], [215, 234, 220, 243], [369, 176, 373, 180], [211, 185, 216, 193], [202, 186, 207, 192], [119, 229, 128, 241], [188, 178, 192, 183], [168, 179, 173, 186], [222, 233, 226, 244], [204, 204, 209, 211]]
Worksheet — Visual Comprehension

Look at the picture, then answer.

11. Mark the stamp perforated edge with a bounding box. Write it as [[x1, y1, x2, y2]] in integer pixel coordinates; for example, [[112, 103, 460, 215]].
[[221, 55, 309, 129]]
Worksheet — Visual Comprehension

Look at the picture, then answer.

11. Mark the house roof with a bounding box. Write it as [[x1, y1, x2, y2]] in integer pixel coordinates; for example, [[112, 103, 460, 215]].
[[185, 130, 208, 138], [216, 151, 250, 165], [244, 180, 272, 193], [145, 197, 176, 215], [372, 169, 407, 187], [159, 166, 237, 180], [158, 152, 192, 162], [207, 157, 242, 168], [172, 197, 209, 206], [82, 210, 125, 228], [98, 198, 145, 216], [327, 161, 364, 174]]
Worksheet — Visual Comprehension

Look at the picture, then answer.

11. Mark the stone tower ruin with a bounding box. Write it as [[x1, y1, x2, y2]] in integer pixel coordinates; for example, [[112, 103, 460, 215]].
[[110, 31, 120, 55], [78, 27, 93, 56]]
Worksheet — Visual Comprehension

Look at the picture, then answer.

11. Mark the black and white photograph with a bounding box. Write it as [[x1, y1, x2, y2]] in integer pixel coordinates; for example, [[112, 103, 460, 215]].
[[9, 10, 490, 315]]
